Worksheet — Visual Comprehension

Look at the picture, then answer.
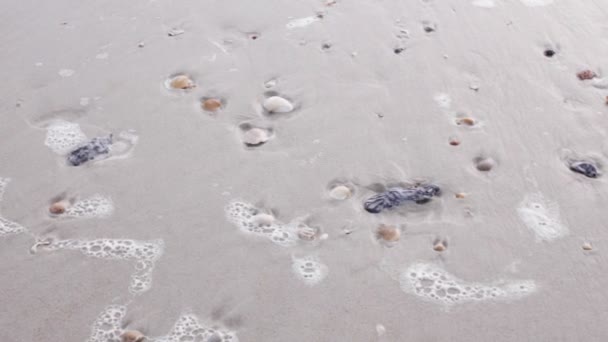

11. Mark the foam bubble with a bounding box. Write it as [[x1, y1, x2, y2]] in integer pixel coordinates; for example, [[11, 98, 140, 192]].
[[87, 305, 127, 342], [433, 93, 452, 109], [400, 263, 536, 305], [517, 193, 568, 241], [291, 255, 328, 286], [225, 201, 299, 247], [155, 314, 238, 342], [44, 120, 87, 155], [520, 0, 553, 6], [49, 238, 164, 294], [0, 177, 10, 201], [0, 178, 26, 237], [472, 0, 496, 7], [65, 194, 114, 219]]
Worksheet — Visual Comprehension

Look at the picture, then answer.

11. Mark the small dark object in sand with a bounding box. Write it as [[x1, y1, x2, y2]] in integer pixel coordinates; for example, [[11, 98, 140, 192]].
[[67, 135, 113, 166], [394, 48, 404, 54], [364, 184, 441, 214], [577, 70, 596, 81], [544, 49, 555, 57], [569, 161, 599, 178]]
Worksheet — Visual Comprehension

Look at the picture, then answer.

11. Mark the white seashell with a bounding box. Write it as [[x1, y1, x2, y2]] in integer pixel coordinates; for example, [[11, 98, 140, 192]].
[[252, 213, 275, 226], [329, 185, 351, 200], [243, 128, 271, 146], [376, 324, 386, 336], [263, 96, 294, 113]]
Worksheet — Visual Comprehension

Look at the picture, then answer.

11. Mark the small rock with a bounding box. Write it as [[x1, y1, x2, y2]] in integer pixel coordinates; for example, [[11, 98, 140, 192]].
[[449, 137, 460, 146], [376, 224, 400, 242], [263, 96, 294, 113], [121, 330, 145, 342], [544, 49, 555, 57], [137, 41, 145, 48], [68, 135, 113, 166], [577, 70, 597, 81], [376, 324, 386, 337], [394, 47, 405, 54], [329, 185, 352, 200], [475, 157, 496, 172], [202, 98, 222, 112], [243, 127, 271, 147], [570, 161, 599, 178], [582, 242, 593, 251], [469, 84, 480, 91], [455, 192, 466, 199]]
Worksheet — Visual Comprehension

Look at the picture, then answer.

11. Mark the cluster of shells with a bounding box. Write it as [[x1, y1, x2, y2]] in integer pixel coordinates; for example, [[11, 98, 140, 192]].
[[165, 74, 299, 148]]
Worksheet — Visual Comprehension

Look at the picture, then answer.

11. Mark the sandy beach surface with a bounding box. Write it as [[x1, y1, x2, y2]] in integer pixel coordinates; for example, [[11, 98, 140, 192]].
[[2, 0, 608, 341]]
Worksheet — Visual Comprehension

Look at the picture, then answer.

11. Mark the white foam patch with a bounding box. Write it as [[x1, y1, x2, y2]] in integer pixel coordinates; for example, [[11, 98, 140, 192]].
[[472, 0, 496, 7], [49, 238, 164, 294], [87, 305, 127, 342], [291, 255, 328, 286], [225, 201, 299, 247], [45, 120, 87, 154], [286, 16, 320, 29], [433, 93, 452, 109], [0, 178, 27, 237], [0, 217, 26, 237], [517, 193, 568, 241], [58, 69, 75, 77], [65, 194, 115, 218], [520, 0, 553, 6], [107, 130, 139, 161], [400, 263, 536, 305], [0, 177, 10, 201], [154, 314, 238, 342]]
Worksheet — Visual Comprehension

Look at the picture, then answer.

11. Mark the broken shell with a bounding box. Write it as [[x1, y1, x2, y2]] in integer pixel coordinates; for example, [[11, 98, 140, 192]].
[[376, 224, 400, 242], [202, 98, 222, 112], [433, 241, 446, 252], [329, 185, 352, 200], [243, 127, 271, 146], [49, 201, 68, 215], [455, 192, 466, 199], [297, 225, 319, 241], [582, 242, 593, 251], [167, 75, 195, 90], [121, 330, 145, 342], [456, 117, 476, 126], [263, 96, 294, 113]]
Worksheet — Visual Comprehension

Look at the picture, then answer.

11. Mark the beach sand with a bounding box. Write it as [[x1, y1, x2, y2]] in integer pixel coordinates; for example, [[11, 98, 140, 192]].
[[1, 0, 608, 341]]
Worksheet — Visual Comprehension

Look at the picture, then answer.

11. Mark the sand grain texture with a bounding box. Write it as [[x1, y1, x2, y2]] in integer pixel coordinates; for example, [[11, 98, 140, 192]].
[[1, 0, 608, 341]]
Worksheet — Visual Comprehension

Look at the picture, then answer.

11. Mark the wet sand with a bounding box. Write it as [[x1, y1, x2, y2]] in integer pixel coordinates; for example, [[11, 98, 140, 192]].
[[2, 0, 608, 341]]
